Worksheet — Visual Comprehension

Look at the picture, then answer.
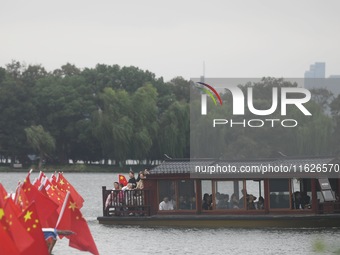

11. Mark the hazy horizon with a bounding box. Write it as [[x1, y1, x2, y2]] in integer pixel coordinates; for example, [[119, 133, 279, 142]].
[[1, 0, 340, 82]]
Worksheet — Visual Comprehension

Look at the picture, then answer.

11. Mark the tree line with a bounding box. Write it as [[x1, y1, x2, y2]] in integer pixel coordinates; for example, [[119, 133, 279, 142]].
[[0, 61, 190, 167], [0, 62, 339, 168]]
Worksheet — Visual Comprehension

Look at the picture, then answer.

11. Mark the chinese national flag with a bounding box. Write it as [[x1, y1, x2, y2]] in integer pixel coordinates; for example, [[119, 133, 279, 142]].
[[2, 200, 34, 253], [44, 178, 66, 208], [0, 183, 9, 204], [56, 193, 99, 255], [14, 183, 30, 211], [119, 174, 128, 186], [18, 202, 50, 255], [57, 173, 84, 209], [21, 176, 59, 227], [0, 219, 20, 255]]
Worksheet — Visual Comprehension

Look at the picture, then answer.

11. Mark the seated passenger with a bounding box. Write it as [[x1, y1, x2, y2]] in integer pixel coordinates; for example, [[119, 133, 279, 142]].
[[230, 193, 239, 209], [169, 195, 176, 210], [217, 194, 229, 209], [256, 196, 264, 210], [159, 196, 174, 210], [179, 195, 189, 209], [247, 194, 256, 210], [301, 192, 311, 209], [189, 196, 196, 210], [202, 193, 212, 210]]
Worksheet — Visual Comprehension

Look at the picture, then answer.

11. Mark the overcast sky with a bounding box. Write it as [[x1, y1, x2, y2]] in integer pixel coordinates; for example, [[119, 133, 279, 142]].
[[1, 0, 339, 81]]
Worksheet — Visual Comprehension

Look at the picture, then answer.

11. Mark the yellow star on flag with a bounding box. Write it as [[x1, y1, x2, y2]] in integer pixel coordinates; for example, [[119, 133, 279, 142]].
[[24, 210, 33, 222], [0, 208, 4, 220], [69, 201, 77, 211], [59, 179, 65, 185]]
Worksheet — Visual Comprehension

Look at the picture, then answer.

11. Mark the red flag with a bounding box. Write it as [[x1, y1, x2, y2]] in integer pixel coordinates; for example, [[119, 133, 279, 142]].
[[56, 193, 99, 255], [44, 178, 66, 208], [0, 183, 9, 205], [2, 200, 34, 253], [18, 202, 50, 255], [33, 171, 47, 188], [21, 176, 59, 227], [57, 173, 84, 209], [14, 183, 30, 211], [0, 219, 20, 255], [119, 174, 128, 186]]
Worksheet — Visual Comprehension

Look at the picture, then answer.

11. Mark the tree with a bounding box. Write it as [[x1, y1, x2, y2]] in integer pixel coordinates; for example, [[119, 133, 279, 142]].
[[25, 125, 55, 169], [130, 84, 158, 161], [93, 88, 133, 163]]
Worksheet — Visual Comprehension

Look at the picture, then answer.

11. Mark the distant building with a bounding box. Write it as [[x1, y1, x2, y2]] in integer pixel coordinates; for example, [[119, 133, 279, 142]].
[[304, 62, 340, 97], [304, 62, 326, 79]]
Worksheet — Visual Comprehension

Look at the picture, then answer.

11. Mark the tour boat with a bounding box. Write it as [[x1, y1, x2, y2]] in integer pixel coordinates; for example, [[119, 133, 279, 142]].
[[97, 157, 340, 228]]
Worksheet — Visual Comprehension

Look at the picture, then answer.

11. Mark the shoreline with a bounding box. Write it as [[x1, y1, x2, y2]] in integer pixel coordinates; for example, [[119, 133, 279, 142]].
[[0, 164, 154, 173]]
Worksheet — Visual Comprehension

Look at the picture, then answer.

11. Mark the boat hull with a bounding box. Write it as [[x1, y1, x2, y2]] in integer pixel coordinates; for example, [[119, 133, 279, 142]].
[[97, 214, 340, 228]]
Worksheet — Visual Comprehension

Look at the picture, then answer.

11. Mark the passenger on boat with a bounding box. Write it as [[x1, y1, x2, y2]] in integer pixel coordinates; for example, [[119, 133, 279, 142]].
[[128, 170, 137, 188], [216, 192, 221, 205], [190, 196, 196, 210], [247, 194, 256, 210], [217, 194, 230, 209], [124, 183, 136, 215], [239, 189, 248, 208], [292, 191, 302, 209], [105, 182, 120, 208], [159, 196, 174, 210], [301, 192, 311, 209], [256, 196, 264, 209], [169, 194, 176, 209], [136, 171, 145, 190], [179, 195, 189, 209], [136, 169, 150, 182], [202, 193, 212, 210], [230, 193, 239, 209]]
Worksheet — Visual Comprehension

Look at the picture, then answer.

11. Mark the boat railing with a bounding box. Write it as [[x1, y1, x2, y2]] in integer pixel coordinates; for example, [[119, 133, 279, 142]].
[[102, 186, 151, 217]]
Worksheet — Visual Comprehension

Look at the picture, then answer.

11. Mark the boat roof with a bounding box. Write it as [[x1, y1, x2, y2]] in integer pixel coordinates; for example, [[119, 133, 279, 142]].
[[150, 156, 337, 174]]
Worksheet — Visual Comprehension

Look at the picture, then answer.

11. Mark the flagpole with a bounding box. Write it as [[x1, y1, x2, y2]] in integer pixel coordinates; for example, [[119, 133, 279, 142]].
[[55, 191, 70, 228]]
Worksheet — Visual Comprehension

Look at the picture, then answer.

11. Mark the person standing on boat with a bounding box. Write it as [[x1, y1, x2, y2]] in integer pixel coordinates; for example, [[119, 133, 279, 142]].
[[136, 171, 145, 190], [128, 170, 137, 188], [105, 181, 120, 208]]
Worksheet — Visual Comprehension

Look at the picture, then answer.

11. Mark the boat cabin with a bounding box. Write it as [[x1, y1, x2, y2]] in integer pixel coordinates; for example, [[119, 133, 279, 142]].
[[101, 157, 340, 219]]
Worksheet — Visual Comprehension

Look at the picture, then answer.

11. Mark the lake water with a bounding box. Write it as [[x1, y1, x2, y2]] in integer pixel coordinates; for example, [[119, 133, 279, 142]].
[[1, 172, 340, 255]]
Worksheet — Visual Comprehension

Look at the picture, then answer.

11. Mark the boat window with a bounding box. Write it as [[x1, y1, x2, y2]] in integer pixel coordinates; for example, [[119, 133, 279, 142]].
[[292, 179, 312, 209], [158, 180, 176, 209], [245, 180, 265, 210], [178, 180, 196, 210], [269, 179, 290, 209], [215, 181, 232, 209], [233, 180, 244, 209]]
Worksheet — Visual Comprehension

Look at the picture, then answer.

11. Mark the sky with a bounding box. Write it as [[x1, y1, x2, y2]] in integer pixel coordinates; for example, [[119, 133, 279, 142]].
[[1, 0, 340, 82]]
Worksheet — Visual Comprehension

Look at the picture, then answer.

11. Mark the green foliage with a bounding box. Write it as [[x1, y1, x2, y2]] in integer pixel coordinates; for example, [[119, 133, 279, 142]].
[[25, 125, 55, 169], [1, 62, 339, 166]]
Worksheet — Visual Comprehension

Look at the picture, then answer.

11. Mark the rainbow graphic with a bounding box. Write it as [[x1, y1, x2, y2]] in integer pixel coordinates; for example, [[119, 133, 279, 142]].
[[196, 82, 223, 106]]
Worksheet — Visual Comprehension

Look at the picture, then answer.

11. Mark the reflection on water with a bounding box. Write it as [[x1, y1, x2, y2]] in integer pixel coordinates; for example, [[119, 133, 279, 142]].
[[1, 172, 340, 254]]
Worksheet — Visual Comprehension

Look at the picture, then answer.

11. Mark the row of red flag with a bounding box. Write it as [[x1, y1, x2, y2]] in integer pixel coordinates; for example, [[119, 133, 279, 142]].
[[0, 171, 99, 255]]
